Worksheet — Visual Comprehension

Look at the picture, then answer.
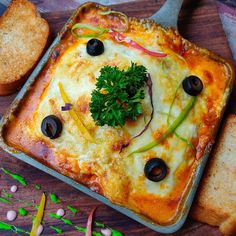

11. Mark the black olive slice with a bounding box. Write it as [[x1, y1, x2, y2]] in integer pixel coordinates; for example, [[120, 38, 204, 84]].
[[41, 115, 62, 139], [144, 158, 168, 182], [86, 38, 104, 56], [182, 75, 203, 96]]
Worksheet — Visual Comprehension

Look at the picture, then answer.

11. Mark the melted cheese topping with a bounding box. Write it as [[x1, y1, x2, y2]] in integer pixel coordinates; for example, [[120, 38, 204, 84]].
[[5, 3, 233, 225]]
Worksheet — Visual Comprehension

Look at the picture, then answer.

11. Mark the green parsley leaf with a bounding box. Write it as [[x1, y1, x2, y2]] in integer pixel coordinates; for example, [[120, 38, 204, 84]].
[[90, 62, 147, 127]]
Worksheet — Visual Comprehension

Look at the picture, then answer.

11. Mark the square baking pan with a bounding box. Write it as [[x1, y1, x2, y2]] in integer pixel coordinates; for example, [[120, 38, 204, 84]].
[[0, 2, 234, 234]]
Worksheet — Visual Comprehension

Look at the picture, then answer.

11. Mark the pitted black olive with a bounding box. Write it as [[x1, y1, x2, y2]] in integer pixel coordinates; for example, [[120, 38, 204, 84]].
[[86, 38, 104, 56], [182, 75, 203, 96], [41, 115, 62, 139], [144, 158, 168, 182]]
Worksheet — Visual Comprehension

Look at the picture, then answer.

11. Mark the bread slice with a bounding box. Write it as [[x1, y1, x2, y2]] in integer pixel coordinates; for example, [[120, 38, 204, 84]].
[[0, 0, 49, 95], [191, 114, 236, 235]]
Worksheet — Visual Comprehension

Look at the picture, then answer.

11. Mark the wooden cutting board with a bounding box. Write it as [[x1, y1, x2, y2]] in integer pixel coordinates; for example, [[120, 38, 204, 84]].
[[0, 0, 234, 235]]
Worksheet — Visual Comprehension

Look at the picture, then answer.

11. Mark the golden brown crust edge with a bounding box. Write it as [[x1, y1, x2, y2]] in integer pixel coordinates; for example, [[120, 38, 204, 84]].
[[1, 1, 235, 226], [0, 0, 50, 96]]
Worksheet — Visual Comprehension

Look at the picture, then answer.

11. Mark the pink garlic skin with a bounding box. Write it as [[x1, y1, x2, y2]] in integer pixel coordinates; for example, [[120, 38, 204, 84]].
[[36, 224, 44, 236], [10, 185, 18, 193], [6, 210, 17, 221], [56, 208, 65, 217], [101, 228, 112, 236]]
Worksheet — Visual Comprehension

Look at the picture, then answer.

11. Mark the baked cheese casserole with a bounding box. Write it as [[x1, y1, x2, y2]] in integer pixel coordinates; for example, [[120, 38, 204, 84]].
[[3, 2, 234, 225]]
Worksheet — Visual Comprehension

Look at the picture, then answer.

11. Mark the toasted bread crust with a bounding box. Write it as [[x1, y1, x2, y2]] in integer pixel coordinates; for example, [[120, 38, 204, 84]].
[[191, 114, 236, 235], [0, 0, 49, 95]]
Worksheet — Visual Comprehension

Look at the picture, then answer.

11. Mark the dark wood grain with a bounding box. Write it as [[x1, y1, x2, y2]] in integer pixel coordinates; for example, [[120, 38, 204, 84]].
[[0, 0, 234, 235]]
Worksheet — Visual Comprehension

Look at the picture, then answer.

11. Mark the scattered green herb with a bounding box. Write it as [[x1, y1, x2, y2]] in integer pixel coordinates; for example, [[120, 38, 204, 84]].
[[111, 229, 124, 236], [0, 197, 12, 205], [35, 184, 41, 190], [0, 221, 30, 235], [1, 168, 27, 186], [1, 189, 13, 198], [67, 205, 78, 214], [61, 218, 73, 225], [90, 62, 148, 127], [129, 96, 197, 154], [50, 213, 72, 225], [49, 193, 60, 204], [49, 213, 61, 219], [0, 221, 12, 231], [16, 198, 34, 207], [75, 226, 102, 236], [95, 222, 124, 235], [35, 204, 39, 210], [18, 207, 28, 216], [95, 221, 105, 228], [50, 225, 63, 234]]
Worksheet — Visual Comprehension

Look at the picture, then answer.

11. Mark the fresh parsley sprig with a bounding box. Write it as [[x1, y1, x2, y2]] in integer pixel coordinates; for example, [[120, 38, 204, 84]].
[[90, 62, 148, 127]]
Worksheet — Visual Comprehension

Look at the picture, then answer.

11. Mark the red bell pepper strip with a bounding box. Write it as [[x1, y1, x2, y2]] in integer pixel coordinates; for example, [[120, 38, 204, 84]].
[[109, 31, 167, 58], [86, 207, 97, 236]]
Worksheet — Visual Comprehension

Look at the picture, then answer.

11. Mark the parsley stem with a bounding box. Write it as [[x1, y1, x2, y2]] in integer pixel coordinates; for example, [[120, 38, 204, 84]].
[[129, 96, 196, 155]]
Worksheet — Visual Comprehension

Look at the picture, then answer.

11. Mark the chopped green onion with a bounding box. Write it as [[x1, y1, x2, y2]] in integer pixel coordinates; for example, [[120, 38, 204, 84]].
[[2, 189, 13, 199], [0, 197, 12, 205], [111, 229, 124, 236], [49, 193, 60, 204], [95, 221, 105, 228], [67, 205, 78, 214], [1, 168, 27, 186], [49, 213, 61, 219], [50, 226, 63, 234], [99, 10, 128, 32], [18, 208, 28, 216], [0, 221, 30, 234], [75, 226, 102, 236], [50, 212, 72, 225], [75, 226, 86, 232], [35, 184, 41, 190], [61, 218, 73, 225], [0, 221, 12, 231], [129, 96, 196, 155], [71, 23, 109, 38]]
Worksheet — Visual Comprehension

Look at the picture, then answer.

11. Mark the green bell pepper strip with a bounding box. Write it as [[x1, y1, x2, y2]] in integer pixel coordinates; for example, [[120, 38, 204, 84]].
[[129, 96, 196, 155], [71, 23, 109, 39], [167, 84, 195, 149]]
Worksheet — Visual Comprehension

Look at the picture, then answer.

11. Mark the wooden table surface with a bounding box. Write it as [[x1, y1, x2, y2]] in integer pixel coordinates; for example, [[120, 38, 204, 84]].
[[0, 0, 234, 235]]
